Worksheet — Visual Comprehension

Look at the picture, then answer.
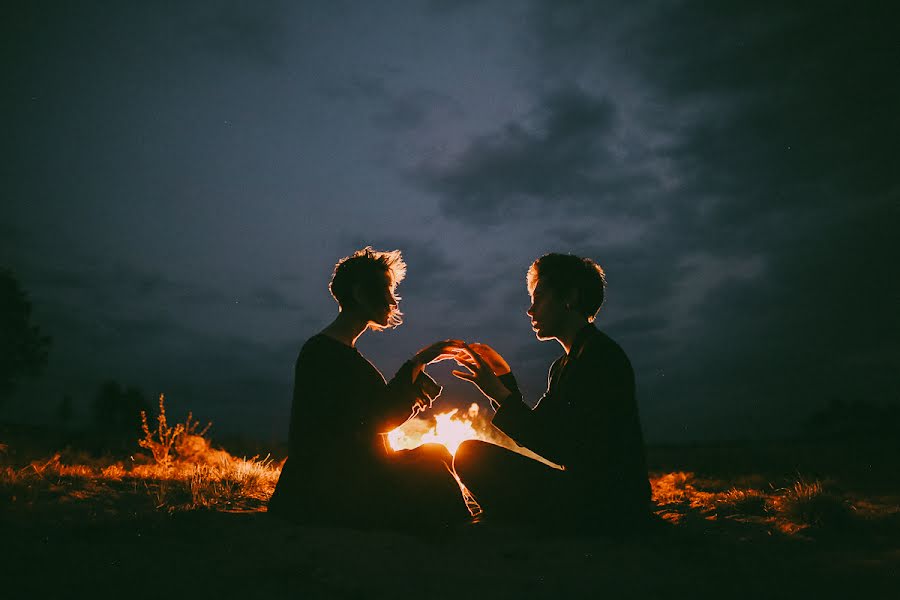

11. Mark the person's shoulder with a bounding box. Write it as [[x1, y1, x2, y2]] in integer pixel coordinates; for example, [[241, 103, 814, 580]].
[[297, 333, 338, 362], [584, 326, 632, 366], [301, 333, 329, 350]]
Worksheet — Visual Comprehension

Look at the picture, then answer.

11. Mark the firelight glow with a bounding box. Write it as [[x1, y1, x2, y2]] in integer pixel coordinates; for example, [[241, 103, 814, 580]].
[[386, 403, 565, 471], [387, 405, 481, 456]]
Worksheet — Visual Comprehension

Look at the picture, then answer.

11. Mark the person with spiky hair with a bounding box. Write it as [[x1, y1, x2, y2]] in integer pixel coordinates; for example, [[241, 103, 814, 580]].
[[452, 253, 652, 534], [268, 247, 468, 529]]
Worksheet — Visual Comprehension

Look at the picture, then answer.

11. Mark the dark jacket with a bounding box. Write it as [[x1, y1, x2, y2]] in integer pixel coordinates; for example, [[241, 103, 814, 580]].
[[269, 334, 431, 522], [492, 325, 651, 511]]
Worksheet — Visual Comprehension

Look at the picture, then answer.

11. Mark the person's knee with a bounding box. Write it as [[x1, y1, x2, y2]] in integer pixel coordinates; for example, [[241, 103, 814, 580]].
[[454, 439, 494, 473], [389, 443, 452, 466]]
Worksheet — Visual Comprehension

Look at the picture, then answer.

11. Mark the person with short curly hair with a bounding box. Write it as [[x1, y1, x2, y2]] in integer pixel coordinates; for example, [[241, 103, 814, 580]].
[[453, 253, 651, 534], [268, 247, 468, 530]]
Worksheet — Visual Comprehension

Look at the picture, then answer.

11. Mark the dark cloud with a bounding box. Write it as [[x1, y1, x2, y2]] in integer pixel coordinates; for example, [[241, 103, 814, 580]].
[[321, 74, 463, 132], [4, 2, 895, 443], [371, 89, 463, 132], [420, 0, 900, 438], [183, 2, 291, 66], [19, 262, 230, 310], [414, 85, 661, 224]]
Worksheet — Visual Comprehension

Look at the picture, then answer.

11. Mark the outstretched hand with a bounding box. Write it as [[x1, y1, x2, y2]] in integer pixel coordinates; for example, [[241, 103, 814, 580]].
[[466, 343, 511, 376], [411, 339, 466, 380], [413, 339, 466, 365], [451, 344, 512, 403]]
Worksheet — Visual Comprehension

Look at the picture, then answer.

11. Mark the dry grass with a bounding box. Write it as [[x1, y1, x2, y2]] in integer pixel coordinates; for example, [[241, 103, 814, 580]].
[[648, 470, 867, 534], [1, 394, 283, 513], [3, 451, 895, 539], [0, 394, 892, 537], [139, 393, 212, 467], [768, 477, 855, 531], [1, 449, 283, 512]]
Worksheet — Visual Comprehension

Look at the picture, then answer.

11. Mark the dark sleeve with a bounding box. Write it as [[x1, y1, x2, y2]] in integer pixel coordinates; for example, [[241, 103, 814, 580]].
[[488, 372, 521, 412], [491, 358, 566, 462], [376, 361, 441, 433]]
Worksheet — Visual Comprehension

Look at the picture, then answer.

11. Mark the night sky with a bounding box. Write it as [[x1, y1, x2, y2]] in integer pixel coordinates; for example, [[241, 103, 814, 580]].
[[3, 1, 898, 443]]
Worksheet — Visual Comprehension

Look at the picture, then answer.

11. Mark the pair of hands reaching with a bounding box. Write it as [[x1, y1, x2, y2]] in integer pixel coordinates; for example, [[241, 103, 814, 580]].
[[412, 339, 513, 405]]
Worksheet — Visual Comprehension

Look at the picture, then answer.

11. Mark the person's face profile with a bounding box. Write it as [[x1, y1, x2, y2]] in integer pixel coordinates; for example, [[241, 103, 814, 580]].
[[361, 272, 397, 328], [527, 279, 565, 341]]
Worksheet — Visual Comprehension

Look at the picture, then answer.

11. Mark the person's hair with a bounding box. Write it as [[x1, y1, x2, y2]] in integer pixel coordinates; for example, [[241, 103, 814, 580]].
[[329, 246, 406, 328], [527, 253, 607, 322]]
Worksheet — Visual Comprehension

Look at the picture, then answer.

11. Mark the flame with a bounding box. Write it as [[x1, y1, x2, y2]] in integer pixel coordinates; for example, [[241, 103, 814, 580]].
[[385, 404, 487, 518], [385, 402, 564, 519], [421, 409, 479, 456], [387, 405, 481, 456], [386, 403, 564, 471]]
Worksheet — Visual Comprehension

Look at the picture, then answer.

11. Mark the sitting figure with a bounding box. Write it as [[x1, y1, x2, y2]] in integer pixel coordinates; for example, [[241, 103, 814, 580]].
[[453, 253, 652, 534], [268, 247, 467, 530]]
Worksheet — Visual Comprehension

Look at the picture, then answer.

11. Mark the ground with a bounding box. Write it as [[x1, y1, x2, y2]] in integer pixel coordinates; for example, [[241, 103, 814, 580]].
[[1, 427, 897, 599]]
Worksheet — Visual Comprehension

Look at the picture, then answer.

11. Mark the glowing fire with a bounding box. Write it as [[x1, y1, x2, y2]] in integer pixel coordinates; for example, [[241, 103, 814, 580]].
[[386, 403, 485, 518], [387, 404, 482, 456], [385, 402, 564, 519], [386, 402, 564, 471]]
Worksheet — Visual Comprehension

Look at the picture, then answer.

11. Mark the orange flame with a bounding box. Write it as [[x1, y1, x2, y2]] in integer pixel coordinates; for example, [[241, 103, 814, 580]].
[[386, 403, 564, 470], [385, 402, 564, 519], [387, 404, 488, 456]]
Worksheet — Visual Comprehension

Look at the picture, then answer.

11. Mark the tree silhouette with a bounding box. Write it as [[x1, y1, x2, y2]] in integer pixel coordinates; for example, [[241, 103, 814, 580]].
[[92, 381, 150, 433], [90, 380, 151, 454], [57, 393, 74, 427], [0, 268, 51, 403]]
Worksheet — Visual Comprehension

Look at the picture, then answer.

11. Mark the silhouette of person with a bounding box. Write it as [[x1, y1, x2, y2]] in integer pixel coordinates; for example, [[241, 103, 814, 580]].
[[452, 253, 651, 534], [268, 247, 468, 530]]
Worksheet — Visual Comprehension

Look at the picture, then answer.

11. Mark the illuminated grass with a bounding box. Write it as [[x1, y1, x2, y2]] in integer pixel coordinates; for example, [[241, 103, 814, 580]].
[[1, 394, 283, 512], [0, 451, 283, 512], [649, 471, 856, 532], [0, 399, 886, 536], [768, 477, 854, 530]]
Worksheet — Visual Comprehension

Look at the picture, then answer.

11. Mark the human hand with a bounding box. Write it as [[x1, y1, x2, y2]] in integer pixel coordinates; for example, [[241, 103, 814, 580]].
[[464, 343, 511, 376], [411, 339, 466, 381], [451, 344, 512, 403], [413, 339, 466, 366]]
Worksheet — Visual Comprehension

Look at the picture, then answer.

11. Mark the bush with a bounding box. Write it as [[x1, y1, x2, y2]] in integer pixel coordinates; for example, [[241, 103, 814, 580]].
[[138, 394, 211, 467], [769, 477, 854, 528]]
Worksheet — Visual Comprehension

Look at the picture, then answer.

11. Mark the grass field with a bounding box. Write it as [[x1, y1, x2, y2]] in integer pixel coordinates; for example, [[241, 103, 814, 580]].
[[1, 415, 897, 599]]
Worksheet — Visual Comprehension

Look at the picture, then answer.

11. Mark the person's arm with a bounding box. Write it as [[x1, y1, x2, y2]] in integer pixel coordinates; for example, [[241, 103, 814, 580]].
[[377, 360, 440, 432], [377, 340, 464, 433], [489, 371, 520, 412], [490, 357, 568, 462]]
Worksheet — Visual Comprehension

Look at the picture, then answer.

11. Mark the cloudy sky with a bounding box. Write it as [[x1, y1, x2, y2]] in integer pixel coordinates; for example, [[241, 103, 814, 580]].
[[3, 1, 897, 443]]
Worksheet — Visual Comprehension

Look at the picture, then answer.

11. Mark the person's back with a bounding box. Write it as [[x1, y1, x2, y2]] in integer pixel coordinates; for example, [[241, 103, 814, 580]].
[[554, 326, 650, 517], [270, 334, 392, 523], [490, 325, 650, 527]]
